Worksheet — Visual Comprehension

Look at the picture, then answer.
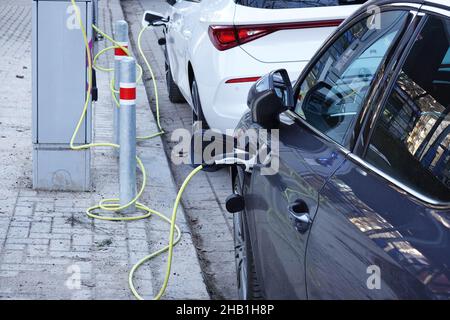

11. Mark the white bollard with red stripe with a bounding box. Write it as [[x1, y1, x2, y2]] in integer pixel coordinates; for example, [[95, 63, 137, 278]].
[[114, 20, 129, 155], [114, 42, 129, 59], [119, 57, 137, 213]]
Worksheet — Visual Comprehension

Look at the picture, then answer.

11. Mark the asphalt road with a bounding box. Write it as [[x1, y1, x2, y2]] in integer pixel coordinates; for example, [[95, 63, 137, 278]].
[[121, 0, 238, 299]]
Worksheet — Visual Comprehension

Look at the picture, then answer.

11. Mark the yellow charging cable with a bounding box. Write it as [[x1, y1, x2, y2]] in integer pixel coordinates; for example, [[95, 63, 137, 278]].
[[92, 25, 144, 83], [136, 25, 165, 139], [69, 0, 203, 300], [130, 164, 204, 300], [92, 24, 164, 139], [93, 45, 115, 72]]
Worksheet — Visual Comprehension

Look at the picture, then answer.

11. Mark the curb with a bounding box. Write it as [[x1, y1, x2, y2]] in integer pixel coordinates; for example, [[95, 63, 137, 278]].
[[106, 0, 210, 299]]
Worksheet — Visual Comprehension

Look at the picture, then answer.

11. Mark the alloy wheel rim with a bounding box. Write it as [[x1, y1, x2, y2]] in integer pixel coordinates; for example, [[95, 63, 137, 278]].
[[192, 81, 200, 115], [233, 182, 248, 299]]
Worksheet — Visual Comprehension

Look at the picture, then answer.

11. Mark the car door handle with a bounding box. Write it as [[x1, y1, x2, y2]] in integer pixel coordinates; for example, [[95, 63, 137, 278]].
[[288, 200, 312, 234]]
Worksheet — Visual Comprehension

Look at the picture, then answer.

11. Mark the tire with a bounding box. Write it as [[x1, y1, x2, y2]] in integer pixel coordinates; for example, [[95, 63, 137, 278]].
[[233, 176, 263, 300], [191, 78, 209, 129], [165, 61, 185, 103]]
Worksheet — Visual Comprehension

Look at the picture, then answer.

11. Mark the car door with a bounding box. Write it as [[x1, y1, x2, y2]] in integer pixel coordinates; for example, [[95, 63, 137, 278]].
[[245, 7, 411, 299], [306, 7, 450, 299], [166, 0, 201, 99]]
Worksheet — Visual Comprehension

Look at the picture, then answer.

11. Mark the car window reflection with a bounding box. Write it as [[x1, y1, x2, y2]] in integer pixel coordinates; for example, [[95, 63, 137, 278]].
[[295, 11, 408, 146]]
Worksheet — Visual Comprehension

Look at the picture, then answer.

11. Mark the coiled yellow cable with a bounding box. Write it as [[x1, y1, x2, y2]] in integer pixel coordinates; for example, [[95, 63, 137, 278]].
[[69, 0, 203, 300], [93, 45, 115, 72], [92, 24, 164, 139]]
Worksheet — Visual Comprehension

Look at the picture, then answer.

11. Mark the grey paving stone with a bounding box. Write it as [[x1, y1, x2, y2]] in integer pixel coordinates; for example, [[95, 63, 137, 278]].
[[0, 0, 207, 300]]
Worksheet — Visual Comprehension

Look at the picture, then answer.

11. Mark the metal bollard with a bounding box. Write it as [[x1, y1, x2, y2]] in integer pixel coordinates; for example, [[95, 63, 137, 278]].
[[119, 57, 137, 213], [114, 20, 129, 155]]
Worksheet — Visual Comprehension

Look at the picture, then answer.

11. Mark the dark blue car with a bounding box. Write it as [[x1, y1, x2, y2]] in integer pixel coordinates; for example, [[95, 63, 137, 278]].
[[229, 0, 450, 299]]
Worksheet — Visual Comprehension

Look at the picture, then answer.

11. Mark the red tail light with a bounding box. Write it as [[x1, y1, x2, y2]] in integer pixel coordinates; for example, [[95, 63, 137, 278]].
[[208, 26, 239, 51], [208, 19, 344, 51]]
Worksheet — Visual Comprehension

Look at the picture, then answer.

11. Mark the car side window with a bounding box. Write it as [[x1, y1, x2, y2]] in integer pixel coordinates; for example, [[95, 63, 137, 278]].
[[365, 15, 450, 203], [295, 10, 408, 146]]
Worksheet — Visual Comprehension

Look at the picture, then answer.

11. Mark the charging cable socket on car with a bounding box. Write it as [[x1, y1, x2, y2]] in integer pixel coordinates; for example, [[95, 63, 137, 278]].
[[190, 129, 266, 213], [142, 10, 169, 28], [214, 153, 257, 214], [212, 151, 256, 172], [190, 129, 257, 170]]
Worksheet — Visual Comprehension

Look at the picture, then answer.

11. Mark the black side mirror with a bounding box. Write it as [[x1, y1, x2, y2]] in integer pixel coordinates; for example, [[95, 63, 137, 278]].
[[142, 10, 168, 28], [166, 0, 177, 6], [247, 69, 294, 129]]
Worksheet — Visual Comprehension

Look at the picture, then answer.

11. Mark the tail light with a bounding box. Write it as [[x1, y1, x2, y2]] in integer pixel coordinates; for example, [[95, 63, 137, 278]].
[[208, 19, 344, 51]]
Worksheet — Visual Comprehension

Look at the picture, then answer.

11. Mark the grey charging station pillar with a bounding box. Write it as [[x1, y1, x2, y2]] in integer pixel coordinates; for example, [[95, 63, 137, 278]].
[[32, 0, 95, 191]]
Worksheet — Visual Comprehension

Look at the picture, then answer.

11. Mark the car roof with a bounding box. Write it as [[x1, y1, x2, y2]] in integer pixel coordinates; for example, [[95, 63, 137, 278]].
[[354, 0, 449, 20], [366, 0, 449, 8], [424, 0, 448, 7]]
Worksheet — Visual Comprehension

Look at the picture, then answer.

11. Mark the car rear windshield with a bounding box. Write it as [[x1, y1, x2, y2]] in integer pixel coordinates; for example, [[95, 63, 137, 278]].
[[236, 0, 367, 9]]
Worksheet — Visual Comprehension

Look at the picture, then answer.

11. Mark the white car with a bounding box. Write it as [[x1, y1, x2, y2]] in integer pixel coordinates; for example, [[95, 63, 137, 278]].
[[147, 0, 366, 132]]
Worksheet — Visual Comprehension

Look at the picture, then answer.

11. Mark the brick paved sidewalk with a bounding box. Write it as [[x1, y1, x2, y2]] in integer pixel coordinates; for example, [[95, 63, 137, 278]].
[[0, 0, 208, 300]]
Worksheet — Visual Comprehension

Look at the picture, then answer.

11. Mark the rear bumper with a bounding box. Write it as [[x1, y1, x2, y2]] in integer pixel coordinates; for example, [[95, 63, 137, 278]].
[[195, 47, 306, 133]]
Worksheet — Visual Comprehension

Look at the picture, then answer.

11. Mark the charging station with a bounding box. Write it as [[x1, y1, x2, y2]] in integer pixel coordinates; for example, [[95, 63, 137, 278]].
[[32, 0, 97, 191]]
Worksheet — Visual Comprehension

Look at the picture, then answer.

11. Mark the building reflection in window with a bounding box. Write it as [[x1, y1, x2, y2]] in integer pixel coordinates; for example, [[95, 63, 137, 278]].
[[366, 16, 450, 201]]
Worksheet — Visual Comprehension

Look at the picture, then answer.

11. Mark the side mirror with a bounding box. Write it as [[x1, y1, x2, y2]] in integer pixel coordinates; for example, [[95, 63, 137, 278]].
[[247, 69, 294, 129], [166, 0, 177, 6], [142, 10, 168, 28]]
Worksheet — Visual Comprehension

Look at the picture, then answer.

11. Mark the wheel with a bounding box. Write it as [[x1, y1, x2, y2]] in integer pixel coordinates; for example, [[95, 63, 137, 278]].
[[165, 60, 185, 103], [233, 176, 263, 300], [191, 78, 209, 129]]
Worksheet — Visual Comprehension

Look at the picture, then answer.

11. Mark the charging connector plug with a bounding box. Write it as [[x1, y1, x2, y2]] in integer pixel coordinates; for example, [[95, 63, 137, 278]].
[[214, 155, 257, 172]]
